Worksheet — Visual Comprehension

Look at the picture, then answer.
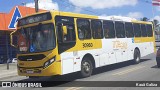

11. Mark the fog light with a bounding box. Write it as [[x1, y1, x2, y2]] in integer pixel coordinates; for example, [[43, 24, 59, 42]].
[[50, 58, 55, 63], [44, 61, 50, 67]]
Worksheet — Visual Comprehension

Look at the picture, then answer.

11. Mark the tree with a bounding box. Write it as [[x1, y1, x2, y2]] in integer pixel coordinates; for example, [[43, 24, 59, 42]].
[[140, 17, 149, 21], [153, 19, 159, 26]]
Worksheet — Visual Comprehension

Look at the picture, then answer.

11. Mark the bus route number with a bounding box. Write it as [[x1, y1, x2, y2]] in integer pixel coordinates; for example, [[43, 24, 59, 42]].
[[83, 43, 93, 48]]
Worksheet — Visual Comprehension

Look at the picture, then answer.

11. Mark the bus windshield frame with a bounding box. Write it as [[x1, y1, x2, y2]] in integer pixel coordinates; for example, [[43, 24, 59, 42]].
[[17, 23, 56, 54]]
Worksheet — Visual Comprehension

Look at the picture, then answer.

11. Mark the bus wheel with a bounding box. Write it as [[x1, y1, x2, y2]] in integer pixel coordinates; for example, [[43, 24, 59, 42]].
[[134, 49, 141, 64], [81, 57, 93, 78]]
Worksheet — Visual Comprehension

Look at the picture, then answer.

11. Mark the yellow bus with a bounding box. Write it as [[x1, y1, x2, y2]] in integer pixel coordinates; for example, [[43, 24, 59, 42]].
[[11, 11, 156, 78]]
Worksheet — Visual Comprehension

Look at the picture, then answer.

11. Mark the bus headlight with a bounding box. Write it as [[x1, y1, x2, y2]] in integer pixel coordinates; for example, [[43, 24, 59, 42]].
[[44, 56, 55, 68]]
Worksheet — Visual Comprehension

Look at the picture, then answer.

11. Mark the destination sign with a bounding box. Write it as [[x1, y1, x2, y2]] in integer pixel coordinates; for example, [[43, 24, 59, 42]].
[[18, 12, 52, 26]]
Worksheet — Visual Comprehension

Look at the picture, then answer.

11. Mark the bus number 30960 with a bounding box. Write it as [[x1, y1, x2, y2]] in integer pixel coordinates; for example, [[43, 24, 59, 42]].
[[83, 43, 93, 48]]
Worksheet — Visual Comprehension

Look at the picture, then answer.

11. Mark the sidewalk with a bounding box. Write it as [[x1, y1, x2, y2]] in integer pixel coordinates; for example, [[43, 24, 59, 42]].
[[0, 63, 18, 80]]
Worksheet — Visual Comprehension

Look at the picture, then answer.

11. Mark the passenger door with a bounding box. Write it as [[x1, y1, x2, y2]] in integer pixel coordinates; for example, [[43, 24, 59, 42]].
[[55, 16, 76, 74]]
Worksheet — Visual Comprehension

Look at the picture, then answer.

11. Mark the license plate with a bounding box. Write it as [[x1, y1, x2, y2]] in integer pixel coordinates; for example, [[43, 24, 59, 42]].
[[26, 70, 34, 74]]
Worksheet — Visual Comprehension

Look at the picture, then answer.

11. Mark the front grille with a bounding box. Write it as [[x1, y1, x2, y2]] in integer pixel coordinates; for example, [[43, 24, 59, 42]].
[[18, 54, 46, 61]]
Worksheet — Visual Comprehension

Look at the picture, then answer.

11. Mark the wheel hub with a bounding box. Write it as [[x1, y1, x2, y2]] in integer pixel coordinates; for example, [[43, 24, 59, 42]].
[[83, 62, 90, 72]]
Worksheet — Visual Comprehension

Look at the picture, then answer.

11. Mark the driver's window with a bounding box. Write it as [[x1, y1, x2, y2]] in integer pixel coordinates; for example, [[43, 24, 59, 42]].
[[55, 16, 76, 54]]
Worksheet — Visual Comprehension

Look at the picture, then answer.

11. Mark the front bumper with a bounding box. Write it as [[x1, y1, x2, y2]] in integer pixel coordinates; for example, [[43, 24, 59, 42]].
[[17, 61, 61, 76]]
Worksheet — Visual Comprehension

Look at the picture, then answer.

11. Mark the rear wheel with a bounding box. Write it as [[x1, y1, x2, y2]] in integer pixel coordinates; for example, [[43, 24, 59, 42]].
[[134, 49, 141, 64], [81, 57, 93, 78]]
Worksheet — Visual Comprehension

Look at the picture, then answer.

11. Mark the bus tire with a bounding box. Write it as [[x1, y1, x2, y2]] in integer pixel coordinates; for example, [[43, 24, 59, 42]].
[[81, 57, 93, 78], [134, 49, 141, 64]]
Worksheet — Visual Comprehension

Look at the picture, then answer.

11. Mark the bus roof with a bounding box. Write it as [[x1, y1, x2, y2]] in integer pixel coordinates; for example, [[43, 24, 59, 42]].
[[98, 15, 152, 24], [52, 10, 98, 19], [98, 16, 137, 22], [20, 10, 152, 25]]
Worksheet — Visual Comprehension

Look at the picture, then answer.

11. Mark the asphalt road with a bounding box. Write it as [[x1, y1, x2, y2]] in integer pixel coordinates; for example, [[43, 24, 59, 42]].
[[1, 53, 160, 90]]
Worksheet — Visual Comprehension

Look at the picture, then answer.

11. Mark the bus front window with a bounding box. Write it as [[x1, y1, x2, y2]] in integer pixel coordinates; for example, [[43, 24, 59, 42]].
[[18, 23, 56, 53]]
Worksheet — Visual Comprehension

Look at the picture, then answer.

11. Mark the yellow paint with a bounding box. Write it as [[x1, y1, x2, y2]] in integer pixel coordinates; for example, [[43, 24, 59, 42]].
[[113, 40, 127, 49], [18, 48, 62, 76], [17, 11, 101, 76], [131, 20, 152, 24], [16, 10, 156, 77], [65, 39, 102, 52], [134, 37, 154, 43]]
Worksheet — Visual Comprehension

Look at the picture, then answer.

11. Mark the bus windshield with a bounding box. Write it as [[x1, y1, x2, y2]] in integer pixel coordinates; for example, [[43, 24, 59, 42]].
[[17, 23, 56, 53]]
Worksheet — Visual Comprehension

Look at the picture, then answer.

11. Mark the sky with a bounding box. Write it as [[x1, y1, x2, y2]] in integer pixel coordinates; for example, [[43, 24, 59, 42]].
[[0, 0, 160, 21]]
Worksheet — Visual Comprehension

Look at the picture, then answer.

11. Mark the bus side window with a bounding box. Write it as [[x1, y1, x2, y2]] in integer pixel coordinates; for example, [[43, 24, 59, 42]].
[[77, 19, 91, 40], [103, 20, 115, 38], [141, 24, 147, 37], [146, 24, 153, 37], [115, 21, 125, 38], [125, 22, 134, 38], [91, 20, 103, 39], [133, 23, 141, 37]]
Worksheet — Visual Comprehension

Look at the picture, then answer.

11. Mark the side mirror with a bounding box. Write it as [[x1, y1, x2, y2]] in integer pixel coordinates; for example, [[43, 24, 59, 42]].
[[62, 26, 68, 35], [62, 25, 68, 42], [57, 24, 68, 43], [10, 30, 18, 48]]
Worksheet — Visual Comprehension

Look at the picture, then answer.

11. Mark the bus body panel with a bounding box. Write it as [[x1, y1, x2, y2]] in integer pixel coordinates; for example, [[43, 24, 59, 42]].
[[61, 49, 100, 74], [17, 48, 62, 76], [60, 38, 102, 74], [15, 11, 156, 77], [134, 37, 155, 57]]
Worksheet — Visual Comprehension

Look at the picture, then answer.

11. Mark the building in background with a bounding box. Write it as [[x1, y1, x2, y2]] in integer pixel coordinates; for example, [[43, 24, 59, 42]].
[[0, 6, 45, 63]]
